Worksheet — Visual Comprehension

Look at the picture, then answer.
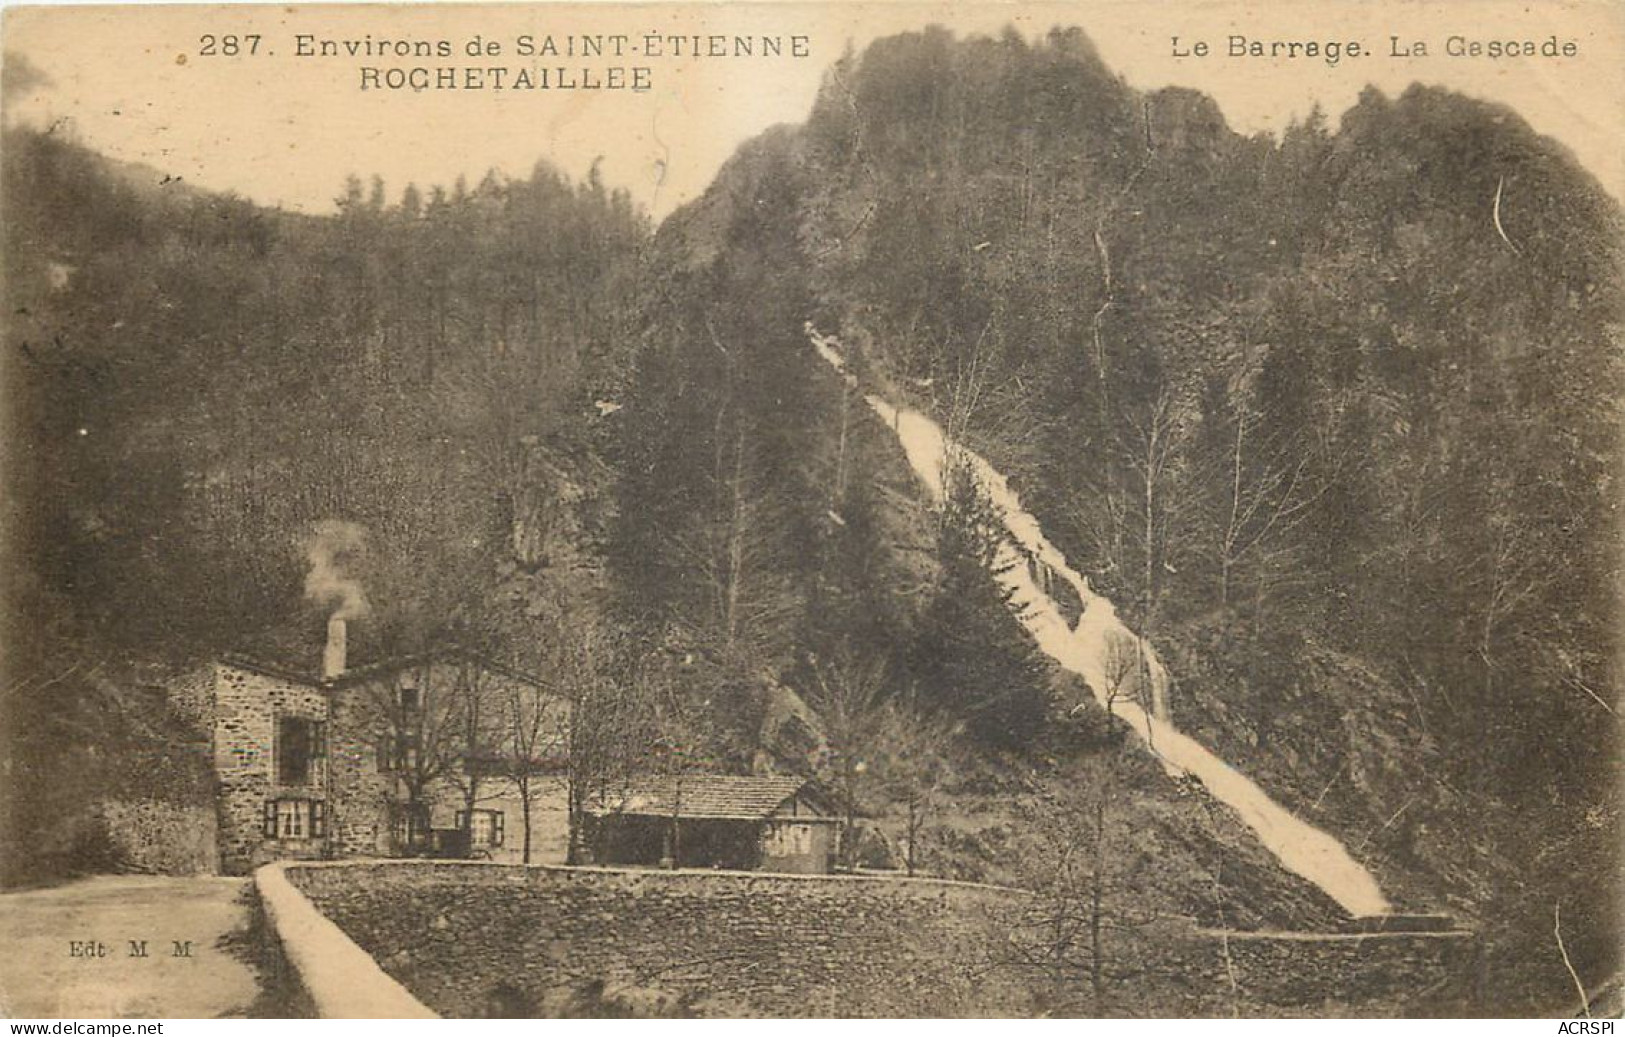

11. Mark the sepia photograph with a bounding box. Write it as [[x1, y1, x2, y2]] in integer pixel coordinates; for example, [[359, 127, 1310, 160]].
[[0, 0, 1620, 1020]]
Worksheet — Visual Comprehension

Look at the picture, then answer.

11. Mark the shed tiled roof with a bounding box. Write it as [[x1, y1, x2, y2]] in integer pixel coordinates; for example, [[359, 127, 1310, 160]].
[[589, 775, 821, 821]]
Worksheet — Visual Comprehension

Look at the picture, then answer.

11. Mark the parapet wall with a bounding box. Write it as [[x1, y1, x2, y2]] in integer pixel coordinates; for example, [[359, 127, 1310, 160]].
[[255, 862, 437, 1019]]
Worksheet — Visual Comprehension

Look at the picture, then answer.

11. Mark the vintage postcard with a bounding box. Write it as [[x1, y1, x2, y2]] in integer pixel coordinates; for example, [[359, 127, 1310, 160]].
[[0, 0, 1620, 1020]]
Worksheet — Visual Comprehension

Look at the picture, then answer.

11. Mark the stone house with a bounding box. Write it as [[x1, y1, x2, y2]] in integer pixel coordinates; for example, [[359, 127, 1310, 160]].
[[585, 775, 841, 874], [173, 616, 570, 874]]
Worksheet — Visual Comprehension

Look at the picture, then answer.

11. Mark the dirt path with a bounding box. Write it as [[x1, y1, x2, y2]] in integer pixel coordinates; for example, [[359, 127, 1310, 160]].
[[0, 876, 262, 1018]]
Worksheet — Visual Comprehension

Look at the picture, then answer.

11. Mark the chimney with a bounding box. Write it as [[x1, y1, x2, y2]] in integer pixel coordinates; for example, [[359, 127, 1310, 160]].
[[323, 616, 347, 680]]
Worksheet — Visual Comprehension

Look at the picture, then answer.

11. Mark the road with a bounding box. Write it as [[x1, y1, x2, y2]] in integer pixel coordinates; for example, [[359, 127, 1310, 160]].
[[0, 876, 262, 1019]]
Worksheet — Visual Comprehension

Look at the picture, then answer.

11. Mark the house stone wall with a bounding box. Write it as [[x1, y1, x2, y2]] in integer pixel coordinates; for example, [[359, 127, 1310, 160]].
[[324, 679, 395, 860], [209, 657, 569, 875], [213, 664, 405, 871], [214, 664, 335, 873]]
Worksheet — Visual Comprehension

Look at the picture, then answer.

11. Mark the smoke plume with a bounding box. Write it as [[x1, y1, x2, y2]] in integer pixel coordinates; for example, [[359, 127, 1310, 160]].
[[303, 519, 371, 620]]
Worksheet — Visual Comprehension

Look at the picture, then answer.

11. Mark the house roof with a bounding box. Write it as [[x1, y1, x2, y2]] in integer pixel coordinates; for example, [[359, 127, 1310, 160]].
[[588, 775, 829, 821], [222, 610, 388, 685], [221, 615, 546, 690]]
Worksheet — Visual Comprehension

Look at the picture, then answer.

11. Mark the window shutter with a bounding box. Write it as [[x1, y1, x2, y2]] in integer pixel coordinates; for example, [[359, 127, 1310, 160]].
[[493, 811, 505, 848], [263, 800, 278, 839], [311, 801, 327, 839], [454, 810, 465, 831]]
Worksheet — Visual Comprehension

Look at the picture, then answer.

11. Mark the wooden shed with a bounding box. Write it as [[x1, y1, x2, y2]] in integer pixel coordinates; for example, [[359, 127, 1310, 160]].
[[585, 775, 841, 874]]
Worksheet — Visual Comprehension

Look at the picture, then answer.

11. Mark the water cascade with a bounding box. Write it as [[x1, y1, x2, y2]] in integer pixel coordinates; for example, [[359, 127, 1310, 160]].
[[809, 326, 1390, 918]]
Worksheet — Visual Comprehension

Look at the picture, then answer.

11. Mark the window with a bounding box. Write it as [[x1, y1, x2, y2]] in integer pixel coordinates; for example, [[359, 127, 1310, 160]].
[[376, 733, 419, 774], [276, 716, 324, 786], [454, 809, 505, 849], [769, 822, 813, 856], [787, 824, 812, 855], [393, 805, 430, 849], [263, 799, 326, 841]]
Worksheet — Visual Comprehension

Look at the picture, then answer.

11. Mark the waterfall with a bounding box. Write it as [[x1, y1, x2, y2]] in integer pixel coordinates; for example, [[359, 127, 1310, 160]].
[[809, 326, 1390, 918]]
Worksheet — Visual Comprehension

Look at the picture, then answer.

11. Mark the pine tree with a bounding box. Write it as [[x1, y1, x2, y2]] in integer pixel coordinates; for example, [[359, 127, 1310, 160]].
[[911, 456, 1049, 747]]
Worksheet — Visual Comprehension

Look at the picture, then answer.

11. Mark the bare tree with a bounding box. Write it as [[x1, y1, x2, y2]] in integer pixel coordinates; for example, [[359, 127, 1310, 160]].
[[559, 630, 662, 865], [1211, 404, 1338, 612], [369, 657, 464, 854], [628, 656, 714, 870], [1123, 383, 1197, 634], [997, 772, 1125, 1014], [805, 643, 892, 870], [670, 421, 800, 667], [501, 671, 569, 865], [1069, 381, 1199, 639], [870, 692, 961, 876], [998, 642, 1168, 1013], [439, 658, 510, 855]]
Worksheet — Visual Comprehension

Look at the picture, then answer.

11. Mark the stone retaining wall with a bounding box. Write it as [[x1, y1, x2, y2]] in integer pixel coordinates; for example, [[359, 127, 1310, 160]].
[[99, 799, 218, 875], [285, 861, 1026, 1017], [1198, 929, 1477, 1015], [280, 860, 1477, 1018]]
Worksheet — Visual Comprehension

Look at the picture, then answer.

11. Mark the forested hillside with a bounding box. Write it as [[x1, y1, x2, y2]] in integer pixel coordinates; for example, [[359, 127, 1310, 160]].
[[610, 27, 1623, 1013], [2, 128, 647, 880], [3, 23, 1619, 1016]]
